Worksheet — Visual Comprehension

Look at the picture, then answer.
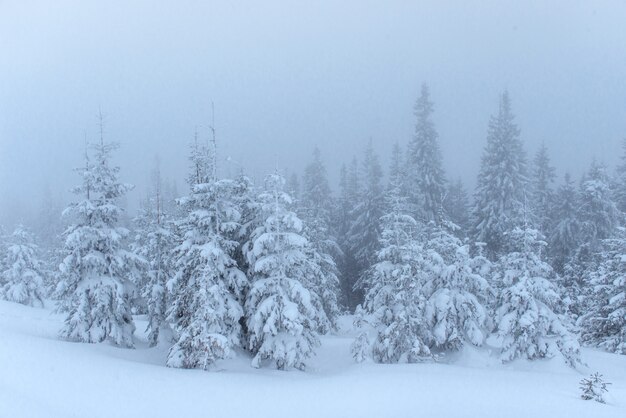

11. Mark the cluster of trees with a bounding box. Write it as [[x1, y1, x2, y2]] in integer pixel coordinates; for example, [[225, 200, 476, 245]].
[[1, 86, 625, 371]]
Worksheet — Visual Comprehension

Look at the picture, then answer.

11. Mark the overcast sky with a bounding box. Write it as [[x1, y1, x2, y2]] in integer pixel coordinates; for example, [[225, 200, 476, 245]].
[[1, 0, 626, 227]]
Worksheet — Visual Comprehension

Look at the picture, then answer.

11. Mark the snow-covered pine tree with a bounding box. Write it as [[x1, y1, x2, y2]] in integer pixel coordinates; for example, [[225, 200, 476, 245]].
[[405, 84, 446, 224], [167, 138, 248, 370], [548, 173, 581, 275], [494, 227, 581, 367], [244, 172, 320, 370], [565, 161, 621, 317], [0, 226, 6, 282], [32, 185, 65, 294], [132, 162, 176, 346], [613, 138, 626, 213], [56, 125, 140, 347], [300, 147, 341, 331], [231, 173, 259, 274], [336, 158, 362, 310], [355, 174, 431, 363], [579, 232, 626, 354], [1, 225, 46, 307], [531, 143, 556, 235], [287, 172, 301, 203], [443, 178, 471, 237], [471, 91, 528, 259], [345, 140, 384, 308], [423, 231, 491, 351], [578, 160, 619, 244], [388, 141, 404, 193]]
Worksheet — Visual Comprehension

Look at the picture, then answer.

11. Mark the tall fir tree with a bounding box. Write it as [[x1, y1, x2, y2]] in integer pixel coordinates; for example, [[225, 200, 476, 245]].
[[548, 173, 581, 275], [167, 139, 248, 369], [132, 162, 176, 347], [287, 172, 301, 203], [56, 125, 140, 347], [531, 144, 556, 235], [244, 173, 320, 370], [471, 91, 528, 258], [345, 140, 384, 309], [613, 138, 626, 213], [354, 178, 431, 363], [578, 160, 619, 244], [300, 147, 341, 331], [336, 158, 362, 310], [406, 84, 446, 223], [443, 178, 471, 237]]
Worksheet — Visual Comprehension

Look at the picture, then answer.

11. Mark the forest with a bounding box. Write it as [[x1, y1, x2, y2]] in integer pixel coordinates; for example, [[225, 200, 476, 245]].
[[2, 86, 624, 374]]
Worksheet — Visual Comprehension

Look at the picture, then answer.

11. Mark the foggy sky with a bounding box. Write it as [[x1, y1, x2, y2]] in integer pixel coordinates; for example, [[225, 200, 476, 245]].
[[1, 0, 626, 227]]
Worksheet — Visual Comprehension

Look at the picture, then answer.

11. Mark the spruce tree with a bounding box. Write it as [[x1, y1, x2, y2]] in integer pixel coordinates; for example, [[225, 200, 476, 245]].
[[337, 158, 361, 310], [355, 180, 431, 363], [244, 173, 320, 370], [614, 138, 626, 213], [132, 163, 176, 347], [578, 160, 619, 244], [345, 140, 384, 308], [531, 144, 556, 235], [56, 128, 139, 347], [1, 225, 46, 307], [548, 173, 581, 274], [167, 139, 248, 369], [406, 84, 446, 223], [471, 91, 528, 258], [443, 178, 471, 237], [494, 227, 581, 367], [579, 234, 626, 354], [423, 232, 491, 351], [300, 147, 341, 331]]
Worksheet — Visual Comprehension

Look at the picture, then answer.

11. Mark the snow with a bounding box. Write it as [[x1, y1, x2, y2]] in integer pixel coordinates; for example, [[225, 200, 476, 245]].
[[1, 301, 625, 418]]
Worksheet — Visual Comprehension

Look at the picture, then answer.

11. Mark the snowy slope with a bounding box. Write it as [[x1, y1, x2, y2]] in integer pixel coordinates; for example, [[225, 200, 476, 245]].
[[0, 300, 624, 418]]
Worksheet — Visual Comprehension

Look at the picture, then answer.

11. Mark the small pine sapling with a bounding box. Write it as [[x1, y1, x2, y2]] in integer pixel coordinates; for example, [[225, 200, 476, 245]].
[[579, 373, 611, 403]]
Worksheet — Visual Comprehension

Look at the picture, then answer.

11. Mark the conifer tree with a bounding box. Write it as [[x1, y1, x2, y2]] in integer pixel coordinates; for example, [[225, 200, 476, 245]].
[[388, 142, 404, 191], [167, 139, 248, 369], [406, 84, 446, 223], [471, 91, 528, 258], [352, 175, 431, 363], [1, 225, 46, 307], [345, 141, 384, 308], [336, 158, 361, 310], [132, 162, 176, 346], [244, 173, 320, 370], [494, 227, 580, 367], [578, 160, 619, 244], [531, 144, 556, 235], [355, 179, 431, 363], [287, 172, 301, 203], [579, 233, 626, 354], [613, 138, 626, 213], [548, 173, 581, 274], [423, 232, 491, 351], [565, 162, 621, 311], [301, 147, 341, 330], [443, 178, 470, 237], [56, 124, 140, 347]]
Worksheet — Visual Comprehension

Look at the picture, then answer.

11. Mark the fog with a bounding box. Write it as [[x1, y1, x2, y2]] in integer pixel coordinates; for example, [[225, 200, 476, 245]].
[[1, 0, 626, 227]]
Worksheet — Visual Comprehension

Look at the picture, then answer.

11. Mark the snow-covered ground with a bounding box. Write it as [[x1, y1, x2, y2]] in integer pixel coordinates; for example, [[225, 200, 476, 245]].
[[1, 300, 624, 418]]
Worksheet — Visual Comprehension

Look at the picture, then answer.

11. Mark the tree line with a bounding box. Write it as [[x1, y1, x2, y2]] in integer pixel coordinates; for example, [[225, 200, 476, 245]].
[[1, 85, 624, 370]]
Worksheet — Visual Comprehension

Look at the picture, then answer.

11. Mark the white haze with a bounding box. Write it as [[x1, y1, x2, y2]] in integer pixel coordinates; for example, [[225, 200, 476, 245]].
[[1, 0, 626, 226]]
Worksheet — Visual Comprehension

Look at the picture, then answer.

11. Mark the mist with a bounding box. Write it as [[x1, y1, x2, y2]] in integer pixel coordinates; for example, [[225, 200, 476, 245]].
[[1, 0, 626, 226]]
